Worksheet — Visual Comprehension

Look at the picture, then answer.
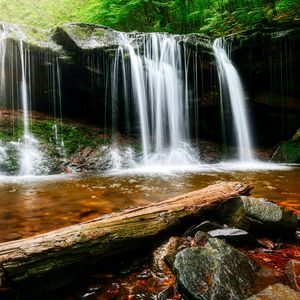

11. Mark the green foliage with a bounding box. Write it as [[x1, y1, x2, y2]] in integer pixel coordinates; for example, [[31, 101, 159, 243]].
[[76, 0, 299, 36], [0, 0, 85, 28], [0, 0, 299, 35]]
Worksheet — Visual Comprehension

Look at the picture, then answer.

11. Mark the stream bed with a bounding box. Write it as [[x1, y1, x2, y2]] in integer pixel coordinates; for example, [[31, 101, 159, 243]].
[[0, 165, 299, 243], [0, 164, 299, 299]]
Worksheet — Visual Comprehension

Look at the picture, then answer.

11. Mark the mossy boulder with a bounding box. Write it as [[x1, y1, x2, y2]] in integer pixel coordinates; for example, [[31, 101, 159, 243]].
[[0, 22, 62, 53], [173, 238, 257, 300], [271, 128, 300, 163], [52, 23, 122, 53], [216, 196, 297, 237]]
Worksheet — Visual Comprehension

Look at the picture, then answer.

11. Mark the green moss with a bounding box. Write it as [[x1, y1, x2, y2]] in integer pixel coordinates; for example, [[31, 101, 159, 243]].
[[93, 27, 107, 38], [30, 119, 110, 155], [277, 140, 300, 163], [24, 27, 50, 43], [67, 25, 106, 42], [68, 25, 91, 40]]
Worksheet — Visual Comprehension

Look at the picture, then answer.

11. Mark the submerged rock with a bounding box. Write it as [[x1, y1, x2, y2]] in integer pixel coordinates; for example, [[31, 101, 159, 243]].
[[247, 283, 300, 300], [152, 236, 185, 279], [216, 196, 297, 237], [173, 238, 257, 300], [286, 260, 300, 291], [271, 128, 300, 163]]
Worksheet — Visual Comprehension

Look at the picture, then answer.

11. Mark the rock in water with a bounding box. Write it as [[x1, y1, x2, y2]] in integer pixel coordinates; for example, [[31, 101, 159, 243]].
[[216, 196, 297, 237], [286, 260, 300, 291], [247, 283, 300, 300], [173, 238, 257, 300], [152, 236, 185, 278], [271, 128, 300, 163]]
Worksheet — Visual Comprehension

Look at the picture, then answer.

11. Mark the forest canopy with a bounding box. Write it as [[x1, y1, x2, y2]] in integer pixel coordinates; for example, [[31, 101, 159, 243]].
[[0, 0, 299, 35]]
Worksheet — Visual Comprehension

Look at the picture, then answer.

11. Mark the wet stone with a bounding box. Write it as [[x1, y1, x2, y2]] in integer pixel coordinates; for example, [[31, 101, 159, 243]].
[[192, 231, 211, 247], [256, 237, 277, 249], [247, 283, 300, 300], [157, 285, 176, 300], [207, 228, 256, 245], [216, 196, 298, 237], [152, 236, 184, 278], [286, 260, 300, 291], [173, 238, 257, 300]]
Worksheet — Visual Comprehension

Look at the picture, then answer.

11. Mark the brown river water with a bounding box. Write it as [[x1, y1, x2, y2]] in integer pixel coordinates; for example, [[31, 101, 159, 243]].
[[0, 164, 299, 243], [0, 163, 299, 299]]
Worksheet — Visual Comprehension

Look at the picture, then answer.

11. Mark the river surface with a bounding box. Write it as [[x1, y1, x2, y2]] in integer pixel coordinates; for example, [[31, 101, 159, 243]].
[[0, 164, 299, 243]]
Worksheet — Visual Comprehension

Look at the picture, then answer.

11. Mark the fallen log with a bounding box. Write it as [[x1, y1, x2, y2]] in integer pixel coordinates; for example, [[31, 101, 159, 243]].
[[0, 181, 252, 297]]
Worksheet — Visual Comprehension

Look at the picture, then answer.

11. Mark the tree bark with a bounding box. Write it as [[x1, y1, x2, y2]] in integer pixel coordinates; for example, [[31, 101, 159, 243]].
[[0, 181, 252, 297]]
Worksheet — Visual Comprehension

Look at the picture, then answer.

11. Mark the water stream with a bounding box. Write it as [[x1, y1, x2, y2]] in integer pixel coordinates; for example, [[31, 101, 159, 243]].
[[0, 29, 295, 175], [0, 27, 64, 175], [110, 33, 199, 169], [213, 38, 253, 161], [18, 41, 45, 176]]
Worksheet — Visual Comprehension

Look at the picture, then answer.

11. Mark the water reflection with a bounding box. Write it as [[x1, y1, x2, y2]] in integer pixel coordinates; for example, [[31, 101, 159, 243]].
[[0, 166, 299, 242]]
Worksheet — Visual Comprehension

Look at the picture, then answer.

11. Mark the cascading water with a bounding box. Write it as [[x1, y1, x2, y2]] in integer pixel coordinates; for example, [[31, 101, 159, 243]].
[[213, 38, 253, 162], [110, 33, 199, 169], [0, 31, 6, 104], [17, 41, 46, 176], [0, 25, 64, 176]]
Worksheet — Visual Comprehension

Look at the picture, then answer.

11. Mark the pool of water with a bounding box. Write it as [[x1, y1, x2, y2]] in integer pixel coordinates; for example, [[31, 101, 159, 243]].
[[0, 163, 299, 243]]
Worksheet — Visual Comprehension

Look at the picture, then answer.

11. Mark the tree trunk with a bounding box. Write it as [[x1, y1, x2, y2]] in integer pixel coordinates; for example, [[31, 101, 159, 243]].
[[0, 181, 252, 297]]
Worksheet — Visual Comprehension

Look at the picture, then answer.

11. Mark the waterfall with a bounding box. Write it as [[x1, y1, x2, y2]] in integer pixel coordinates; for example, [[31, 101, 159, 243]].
[[0, 31, 6, 105], [18, 41, 46, 175], [0, 26, 64, 176], [213, 38, 253, 162], [111, 33, 198, 168]]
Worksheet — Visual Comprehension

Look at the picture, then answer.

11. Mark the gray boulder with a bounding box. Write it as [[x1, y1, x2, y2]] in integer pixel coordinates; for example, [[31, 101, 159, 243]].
[[52, 22, 123, 53], [173, 238, 257, 300], [216, 196, 297, 237]]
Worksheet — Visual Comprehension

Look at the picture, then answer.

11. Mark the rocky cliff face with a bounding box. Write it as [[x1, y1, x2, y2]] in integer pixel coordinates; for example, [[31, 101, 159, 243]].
[[1, 22, 299, 147], [227, 24, 300, 145]]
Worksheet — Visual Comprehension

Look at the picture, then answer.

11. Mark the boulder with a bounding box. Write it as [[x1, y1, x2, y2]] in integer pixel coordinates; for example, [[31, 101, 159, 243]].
[[52, 23, 122, 53], [173, 238, 257, 300], [247, 283, 300, 300], [286, 260, 300, 291], [0, 22, 61, 52], [207, 228, 256, 245], [271, 128, 300, 163], [216, 196, 297, 237]]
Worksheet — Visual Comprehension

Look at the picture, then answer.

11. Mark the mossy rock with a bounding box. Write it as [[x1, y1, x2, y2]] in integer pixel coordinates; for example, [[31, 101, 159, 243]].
[[173, 238, 257, 300], [0, 22, 62, 52], [52, 23, 122, 52], [271, 128, 300, 163], [216, 196, 297, 237]]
